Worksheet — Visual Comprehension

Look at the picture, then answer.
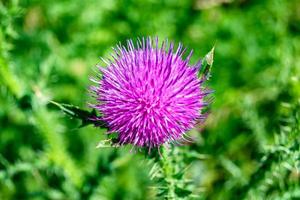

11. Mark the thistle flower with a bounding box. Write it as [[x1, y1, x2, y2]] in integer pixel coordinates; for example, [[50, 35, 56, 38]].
[[90, 37, 209, 148]]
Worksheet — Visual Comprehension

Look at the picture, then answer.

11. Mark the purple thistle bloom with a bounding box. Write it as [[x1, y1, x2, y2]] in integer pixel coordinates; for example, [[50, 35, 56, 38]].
[[90, 37, 209, 148]]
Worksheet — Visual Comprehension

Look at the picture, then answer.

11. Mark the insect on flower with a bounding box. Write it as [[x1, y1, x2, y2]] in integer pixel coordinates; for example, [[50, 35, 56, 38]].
[[90, 37, 211, 150]]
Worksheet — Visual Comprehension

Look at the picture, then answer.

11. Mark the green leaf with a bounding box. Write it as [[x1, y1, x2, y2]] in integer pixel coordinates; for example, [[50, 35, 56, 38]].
[[205, 46, 215, 66], [175, 186, 193, 198], [50, 101, 107, 128], [198, 45, 215, 80], [96, 138, 120, 148]]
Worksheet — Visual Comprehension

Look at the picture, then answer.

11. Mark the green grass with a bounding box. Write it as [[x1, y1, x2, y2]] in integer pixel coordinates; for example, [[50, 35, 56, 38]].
[[0, 0, 299, 199]]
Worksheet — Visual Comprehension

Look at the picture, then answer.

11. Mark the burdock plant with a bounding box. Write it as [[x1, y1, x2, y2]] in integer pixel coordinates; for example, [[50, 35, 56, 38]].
[[52, 37, 214, 199]]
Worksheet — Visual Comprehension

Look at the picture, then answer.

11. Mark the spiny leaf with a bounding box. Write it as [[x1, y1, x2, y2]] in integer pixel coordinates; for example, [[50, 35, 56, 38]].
[[96, 138, 120, 148], [50, 101, 107, 128], [175, 186, 193, 197], [198, 45, 215, 80], [205, 46, 215, 66]]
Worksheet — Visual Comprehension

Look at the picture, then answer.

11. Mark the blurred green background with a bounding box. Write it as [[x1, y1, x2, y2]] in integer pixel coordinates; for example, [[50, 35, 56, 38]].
[[0, 0, 300, 199]]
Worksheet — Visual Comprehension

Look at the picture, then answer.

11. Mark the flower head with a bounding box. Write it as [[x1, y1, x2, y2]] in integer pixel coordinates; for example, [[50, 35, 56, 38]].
[[91, 37, 209, 148]]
